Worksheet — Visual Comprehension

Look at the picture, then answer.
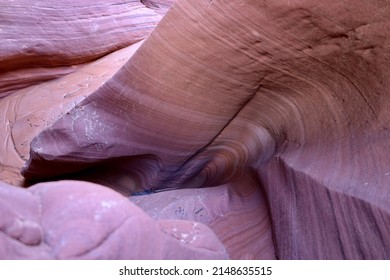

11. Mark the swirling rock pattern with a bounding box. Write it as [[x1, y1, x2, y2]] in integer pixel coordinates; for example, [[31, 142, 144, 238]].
[[0, 41, 143, 186], [141, 0, 175, 14], [1, 0, 390, 259], [0, 0, 161, 96]]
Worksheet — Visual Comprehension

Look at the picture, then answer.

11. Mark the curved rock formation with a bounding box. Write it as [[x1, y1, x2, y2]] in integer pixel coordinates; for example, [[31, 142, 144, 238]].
[[0, 0, 161, 96], [0, 41, 144, 186], [141, 0, 175, 14], [1, 0, 389, 259], [0, 180, 227, 259], [131, 170, 275, 259]]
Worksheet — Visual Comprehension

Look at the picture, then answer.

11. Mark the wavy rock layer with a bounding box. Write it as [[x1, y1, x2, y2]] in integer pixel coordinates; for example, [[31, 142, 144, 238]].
[[1, 0, 390, 259], [22, 0, 280, 187], [141, 0, 175, 14], [0, 41, 143, 186], [0, 0, 161, 96]]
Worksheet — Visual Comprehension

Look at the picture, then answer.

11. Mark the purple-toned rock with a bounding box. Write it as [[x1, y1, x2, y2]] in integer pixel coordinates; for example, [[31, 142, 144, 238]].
[[131, 171, 275, 259], [141, 0, 175, 14], [0, 41, 143, 186], [0, 180, 228, 259], [0, 0, 389, 260], [0, 0, 161, 96]]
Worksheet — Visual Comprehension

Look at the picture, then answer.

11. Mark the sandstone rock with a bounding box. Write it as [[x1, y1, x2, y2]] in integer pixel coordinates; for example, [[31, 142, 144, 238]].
[[131, 170, 275, 259], [0, 41, 143, 186], [0, 181, 49, 259], [0, 0, 161, 96], [0, 180, 228, 259], [0, 65, 83, 98], [141, 0, 175, 14], [1, 0, 390, 259]]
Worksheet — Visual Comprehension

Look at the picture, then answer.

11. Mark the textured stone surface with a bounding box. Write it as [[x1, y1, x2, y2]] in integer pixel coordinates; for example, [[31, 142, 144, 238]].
[[0, 180, 228, 259], [1, 0, 390, 259], [141, 0, 175, 14], [0, 0, 161, 96], [131, 171, 275, 259], [0, 41, 143, 186]]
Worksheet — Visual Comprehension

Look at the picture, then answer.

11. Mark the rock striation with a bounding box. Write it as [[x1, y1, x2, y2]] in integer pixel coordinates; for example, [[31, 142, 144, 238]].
[[0, 0, 162, 96], [0, 0, 389, 259], [141, 0, 175, 14]]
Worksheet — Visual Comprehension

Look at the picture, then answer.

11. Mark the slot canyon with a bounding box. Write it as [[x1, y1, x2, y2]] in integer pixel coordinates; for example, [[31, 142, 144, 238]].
[[1, 0, 389, 259]]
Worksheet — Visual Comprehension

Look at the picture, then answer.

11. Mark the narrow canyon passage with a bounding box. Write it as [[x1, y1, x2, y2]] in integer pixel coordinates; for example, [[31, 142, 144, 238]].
[[1, 0, 389, 259]]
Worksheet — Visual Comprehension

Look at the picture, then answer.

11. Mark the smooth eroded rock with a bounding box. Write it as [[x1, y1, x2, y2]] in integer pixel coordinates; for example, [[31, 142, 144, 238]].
[[1, 0, 389, 259], [0, 180, 228, 259], [0, 0, 161, 96]]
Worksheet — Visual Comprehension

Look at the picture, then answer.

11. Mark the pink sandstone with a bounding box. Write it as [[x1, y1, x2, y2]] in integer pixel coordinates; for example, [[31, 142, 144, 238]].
[[0, 0, 389, 259]]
